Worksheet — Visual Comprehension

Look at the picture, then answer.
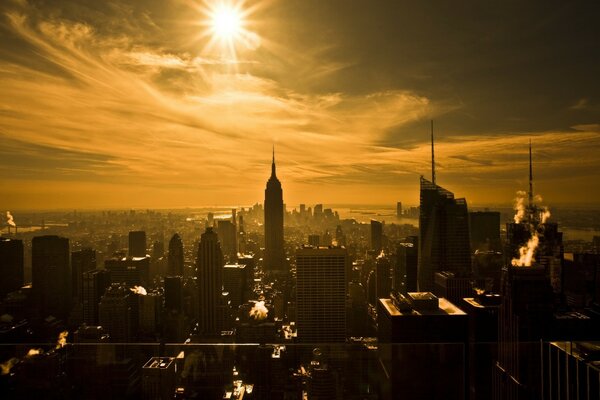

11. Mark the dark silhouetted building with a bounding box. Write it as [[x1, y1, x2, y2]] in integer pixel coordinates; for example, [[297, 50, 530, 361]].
[[217, 219, 237, 261], [167, 233, 184, 276], [164, 275, 183, 312], [128, 230, 147, 257], [105, 256, 150, 286], [223, 263, 247, 308], [32, 235, 71, 319], [296, 246, 347, 343], [394, 237, 418, 293], [308, 234, 320, 247], [142, 357, 177, 400], [418, 177, 471, 292], [0, 238, 23, 298], [378, 292, 468, 400], [370, 220, 383, 253], [71, 248, 96, 302], [264, 150, 285, 272], [396, 202, 402, 218], [99, 283, 135, 342], [82, 269, 111, 325], [196, 227, 224, 336], [376, 254, 392, 300], [469, 211, 501, 251]]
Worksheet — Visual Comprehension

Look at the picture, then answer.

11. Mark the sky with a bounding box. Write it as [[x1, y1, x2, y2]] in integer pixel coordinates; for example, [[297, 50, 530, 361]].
[[1, 0, 599, 210]]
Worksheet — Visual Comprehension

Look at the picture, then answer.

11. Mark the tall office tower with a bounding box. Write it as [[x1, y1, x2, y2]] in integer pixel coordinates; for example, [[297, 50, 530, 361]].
[[71, 248, 96, 302], [99, 283, 135, 343], [142, 357, 177, 400], [264, 149, 285, 271], [32, 235, 71, 319], [0, 238, 24, 298], [335, 225, 346, 247], [469, 211, 501, 251], [505, 143, 564, 294], [196, 227, 224, 336], [376, 254, 392, 300], [128, 230, 147, 257], [370, 220, 383, 253], [418, 126, 470, 291], [223, 264, 247, 308], [82, 269, 111, 325], [167, 233, 184, 276], [494, 266, 553, 398], [377, 292, 468, 400], [139, 290, 163, 336], [296, 246, 347, 343], [164, 276, 183, 312], [217, 219, 237, 260], [105, 256, 150, 286], [152, 241, 164, 259], [238, 214, 247, 254], [396, 202, 402, 218], [394, 237, 418, 293], [308, 234, 320, 247]]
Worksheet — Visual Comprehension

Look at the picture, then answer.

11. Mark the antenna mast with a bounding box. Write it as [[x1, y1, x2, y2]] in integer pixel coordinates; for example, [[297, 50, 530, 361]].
[[431, 120, 436, 185], [528, 140, 533, 206]]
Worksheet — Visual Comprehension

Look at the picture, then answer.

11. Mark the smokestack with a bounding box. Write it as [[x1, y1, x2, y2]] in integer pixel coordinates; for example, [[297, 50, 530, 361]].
[[431, 120, 436, 185]]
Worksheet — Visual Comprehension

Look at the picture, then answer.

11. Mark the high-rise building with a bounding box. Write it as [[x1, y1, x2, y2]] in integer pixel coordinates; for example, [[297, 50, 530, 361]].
[[128, 231, 147, 257], [71, 248, 97, 302], [105, 256, 150, 286], [378, 291, 468, 400], [82, 269, 111, 325], [418, 126, 471, 292], [394, 237, 418, 293], [264, 149, 285, 271], [196, 227, 224, 336], [308, 234, 320, 247], [164, 276, 183, 312], [376, 254, 392, 300], [223, 263, 247, 308], [469, 211, 501, 251], [139, 290, 163, 337], [0, 238, 24, 298], [418, 177, 471, 291], [167, 233, 184, 276], [217, 219, 237, 260], [142, 357, 177, 400], [32, 235, 71, 319], [370, 220, 383, 253], [296, 246, 347, 343], [396, 202, 402, 218], [99, 283, 135, 342]]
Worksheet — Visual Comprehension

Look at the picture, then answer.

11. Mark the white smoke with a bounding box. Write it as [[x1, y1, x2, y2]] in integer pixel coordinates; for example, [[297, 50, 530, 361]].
[[513, 191, 527, 223], [511, 235, 540, 267], [249, 301, 268, 320], [6, 211, 16, 227], [56, 330, 68, 349], [130, 286, 147, 295], [26, 348, 42, 357], [0, 357, 19, 375]]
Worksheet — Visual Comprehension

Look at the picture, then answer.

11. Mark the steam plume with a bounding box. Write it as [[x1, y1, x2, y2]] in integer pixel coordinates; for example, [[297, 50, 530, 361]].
[[56, 330, 68, 349], [1, 358, 19, 375], [511, 235, 540, 267], [513, 191, 526, 223], [6, 211, 16, 227], [249, 301, 268, 320], [130, 286, 147, 295], [26, 348, 42, 357]]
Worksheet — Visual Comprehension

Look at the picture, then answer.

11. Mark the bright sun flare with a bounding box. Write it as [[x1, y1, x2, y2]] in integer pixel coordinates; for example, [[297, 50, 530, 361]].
[[211, 5, 243, 40]]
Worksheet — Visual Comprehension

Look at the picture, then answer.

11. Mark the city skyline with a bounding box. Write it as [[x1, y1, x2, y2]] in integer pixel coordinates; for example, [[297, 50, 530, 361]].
[[1, 0, 600, 209]]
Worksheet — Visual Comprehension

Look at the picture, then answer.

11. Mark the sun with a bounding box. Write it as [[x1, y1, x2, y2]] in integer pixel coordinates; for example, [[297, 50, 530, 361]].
[[211, 5, 243, 41], [197, 1, 260, 60]]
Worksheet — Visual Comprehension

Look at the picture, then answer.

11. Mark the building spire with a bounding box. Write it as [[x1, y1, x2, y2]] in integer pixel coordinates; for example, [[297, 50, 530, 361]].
[[528, 139, 533, 206], [431, 120, 436, 185], [271, 144, 276, 177]]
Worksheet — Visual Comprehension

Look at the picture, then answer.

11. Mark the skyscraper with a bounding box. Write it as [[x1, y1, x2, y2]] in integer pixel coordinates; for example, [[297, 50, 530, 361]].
[[196, 227, 224, 336], [32, 235, 71, 319], [99, 283, 135, 342], [82, 269, 111, 325], [71, 248, 97, 302], [128, 230, 146, 257], [296, 246, 347, 343], [0, 238, 24, 298], [418, 125, 471, 291], [264, 148, 285, 271], [167, 233, 184, 276], [370, 220, 383, 253]]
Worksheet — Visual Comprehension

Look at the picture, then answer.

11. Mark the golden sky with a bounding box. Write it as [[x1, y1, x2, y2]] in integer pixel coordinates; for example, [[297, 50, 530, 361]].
[[1, 0, 599, 209]]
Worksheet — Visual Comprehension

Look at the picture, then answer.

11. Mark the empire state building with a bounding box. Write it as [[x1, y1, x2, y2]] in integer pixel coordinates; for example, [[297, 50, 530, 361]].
[[264, 149, 285, 271]]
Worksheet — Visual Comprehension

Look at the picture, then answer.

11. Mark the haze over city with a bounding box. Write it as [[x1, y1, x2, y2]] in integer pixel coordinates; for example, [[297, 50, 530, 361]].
[[1, 0, 599, 209]]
